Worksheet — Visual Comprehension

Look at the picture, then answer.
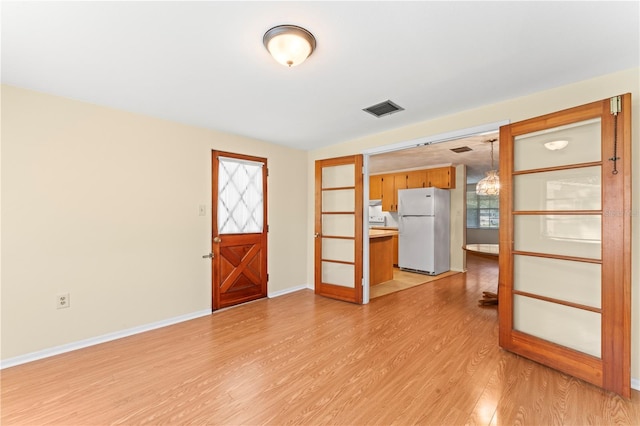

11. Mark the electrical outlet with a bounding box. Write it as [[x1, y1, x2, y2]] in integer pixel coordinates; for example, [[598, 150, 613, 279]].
[[56, 293, 70, 309], [198, 205, 206, 216]]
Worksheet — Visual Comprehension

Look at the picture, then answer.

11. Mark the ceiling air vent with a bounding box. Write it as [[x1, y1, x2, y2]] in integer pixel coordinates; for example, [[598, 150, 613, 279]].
[[450, 146, 473, 153], [363, 100, 405, 118]]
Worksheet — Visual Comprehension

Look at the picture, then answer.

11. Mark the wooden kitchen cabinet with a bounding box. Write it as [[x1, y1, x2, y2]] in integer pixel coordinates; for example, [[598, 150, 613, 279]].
[[381, 173, 407, 212], [426, 166, 456, 189], [369, 175, 383, 200], [369, 230, 396, 285], [406, 170, 426, 188], [378, 167, 455, 211], [392, 233, 399, 266]]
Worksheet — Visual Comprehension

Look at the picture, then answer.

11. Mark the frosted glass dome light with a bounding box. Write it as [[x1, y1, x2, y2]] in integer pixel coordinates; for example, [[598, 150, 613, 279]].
[[263, 25, 316, 67]]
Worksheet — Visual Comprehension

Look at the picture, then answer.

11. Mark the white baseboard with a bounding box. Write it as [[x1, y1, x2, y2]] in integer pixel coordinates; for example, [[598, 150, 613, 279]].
[[268, 284, 309, 298], [0, 309, 211, 369], [632, 377, 640, 391]]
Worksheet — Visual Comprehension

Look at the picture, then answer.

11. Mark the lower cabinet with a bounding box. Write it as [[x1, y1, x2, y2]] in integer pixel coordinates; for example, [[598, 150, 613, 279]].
[[393, 234, 399, 266]]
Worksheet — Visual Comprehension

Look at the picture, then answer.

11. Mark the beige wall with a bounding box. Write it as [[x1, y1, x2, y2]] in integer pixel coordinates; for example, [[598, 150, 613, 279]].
[[1, 85, 308, 360], [306, 68, 640, 381]]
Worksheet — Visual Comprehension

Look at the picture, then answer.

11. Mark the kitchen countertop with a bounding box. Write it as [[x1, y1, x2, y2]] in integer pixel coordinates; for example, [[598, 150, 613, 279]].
[[369, 229, 399, 239], [370, 226, 398, 230]]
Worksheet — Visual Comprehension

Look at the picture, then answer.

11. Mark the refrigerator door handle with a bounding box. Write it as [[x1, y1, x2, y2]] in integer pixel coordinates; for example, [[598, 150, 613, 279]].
[[398, 215, 404, 234]]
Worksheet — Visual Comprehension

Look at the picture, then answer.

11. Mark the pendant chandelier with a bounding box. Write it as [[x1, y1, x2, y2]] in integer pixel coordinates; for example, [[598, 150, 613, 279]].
[[476, 138, 500, 196]]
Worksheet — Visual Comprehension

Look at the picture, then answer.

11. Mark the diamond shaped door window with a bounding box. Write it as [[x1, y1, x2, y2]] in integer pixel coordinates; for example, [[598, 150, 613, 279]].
[[217, 156, 264, 234]]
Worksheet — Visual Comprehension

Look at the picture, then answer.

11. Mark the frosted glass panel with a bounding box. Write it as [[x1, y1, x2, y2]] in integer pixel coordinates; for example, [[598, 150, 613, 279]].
[[322, 261, 355, 288], [514, 255, 601, 308], [514, 215, 601, 259], [218, 157, 263, 234], [322, 238, 354, 262], [322, 189, 355, 212], [322, 214, 355, 237], [514, 167, 601, 212], [514, 119, 601, 171], [322, 164, 354, 189], [514, 295, 601, 357]]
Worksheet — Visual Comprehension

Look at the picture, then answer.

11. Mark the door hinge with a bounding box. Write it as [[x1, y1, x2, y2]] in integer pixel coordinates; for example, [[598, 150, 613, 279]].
[[266, 168, 269, 177], [609, 95, 621, 174], [267, 273, 269, 281], [267, 224, 269, 232], [610, 96, 621, 115]]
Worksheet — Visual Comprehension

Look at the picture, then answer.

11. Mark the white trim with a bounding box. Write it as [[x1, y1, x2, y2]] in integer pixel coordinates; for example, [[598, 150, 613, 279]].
[[268, 284, 309, 298], [362, 154, 371, 305], [0, 309, 211, 369], [362, 120, 510, 156], [632, 377, 640, 391]]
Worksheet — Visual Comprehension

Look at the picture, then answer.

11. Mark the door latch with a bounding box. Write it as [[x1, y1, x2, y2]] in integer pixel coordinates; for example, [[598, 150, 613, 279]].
[[202, 253, 214, 259]]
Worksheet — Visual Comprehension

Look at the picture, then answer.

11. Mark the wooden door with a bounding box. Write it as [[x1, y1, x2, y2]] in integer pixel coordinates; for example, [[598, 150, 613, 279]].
[[315, 155, 363, 303], [499, 95, 631, 397], [211, 151, 268, 310]]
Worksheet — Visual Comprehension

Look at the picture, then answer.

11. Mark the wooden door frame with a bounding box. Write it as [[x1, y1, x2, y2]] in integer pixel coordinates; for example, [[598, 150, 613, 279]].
[[498, 95, 632, 397]]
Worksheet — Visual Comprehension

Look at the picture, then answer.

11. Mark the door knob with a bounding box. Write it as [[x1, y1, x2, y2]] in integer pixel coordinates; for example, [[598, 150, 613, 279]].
[[202, 253, 214, 259], [314, 233, 320, 238], [213, 236, 222, 243]]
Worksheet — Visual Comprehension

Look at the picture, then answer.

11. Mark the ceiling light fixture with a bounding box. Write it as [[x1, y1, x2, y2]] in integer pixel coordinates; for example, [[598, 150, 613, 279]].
[[263, 25, 316, 67], [476, 139, 500, 196]]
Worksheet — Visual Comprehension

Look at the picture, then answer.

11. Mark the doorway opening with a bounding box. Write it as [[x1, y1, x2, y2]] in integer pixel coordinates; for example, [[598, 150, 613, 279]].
[[361, 121, 509, 303]]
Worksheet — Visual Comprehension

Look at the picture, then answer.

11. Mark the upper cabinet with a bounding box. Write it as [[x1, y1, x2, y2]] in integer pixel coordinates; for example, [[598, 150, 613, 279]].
[[371, 166, 456, 211], [426, 166, 456, 189], [369, 174, 383, 200], [406, 170, 426, 189], [381, 173, 407, 212]]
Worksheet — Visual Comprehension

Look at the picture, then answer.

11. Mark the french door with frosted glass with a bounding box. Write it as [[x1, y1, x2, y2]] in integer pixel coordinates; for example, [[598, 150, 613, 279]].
[[499, 95, 631, 397], [314, 155, 363, 303], [211, 151, 268, 310]]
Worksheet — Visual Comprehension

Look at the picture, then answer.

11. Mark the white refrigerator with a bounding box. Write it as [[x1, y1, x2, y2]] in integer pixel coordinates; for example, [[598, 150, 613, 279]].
[[398, 187, 450, 275]]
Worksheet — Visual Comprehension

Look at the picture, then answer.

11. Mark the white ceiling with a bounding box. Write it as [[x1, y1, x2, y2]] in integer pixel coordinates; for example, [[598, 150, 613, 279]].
[[369, 132, 500, 182], [2, 1, 639, 156]]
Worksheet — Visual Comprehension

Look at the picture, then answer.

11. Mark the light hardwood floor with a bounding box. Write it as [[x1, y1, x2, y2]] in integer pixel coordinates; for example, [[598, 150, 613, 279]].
[[2, 256, 639, 425], [370, 268, 460, 299]]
